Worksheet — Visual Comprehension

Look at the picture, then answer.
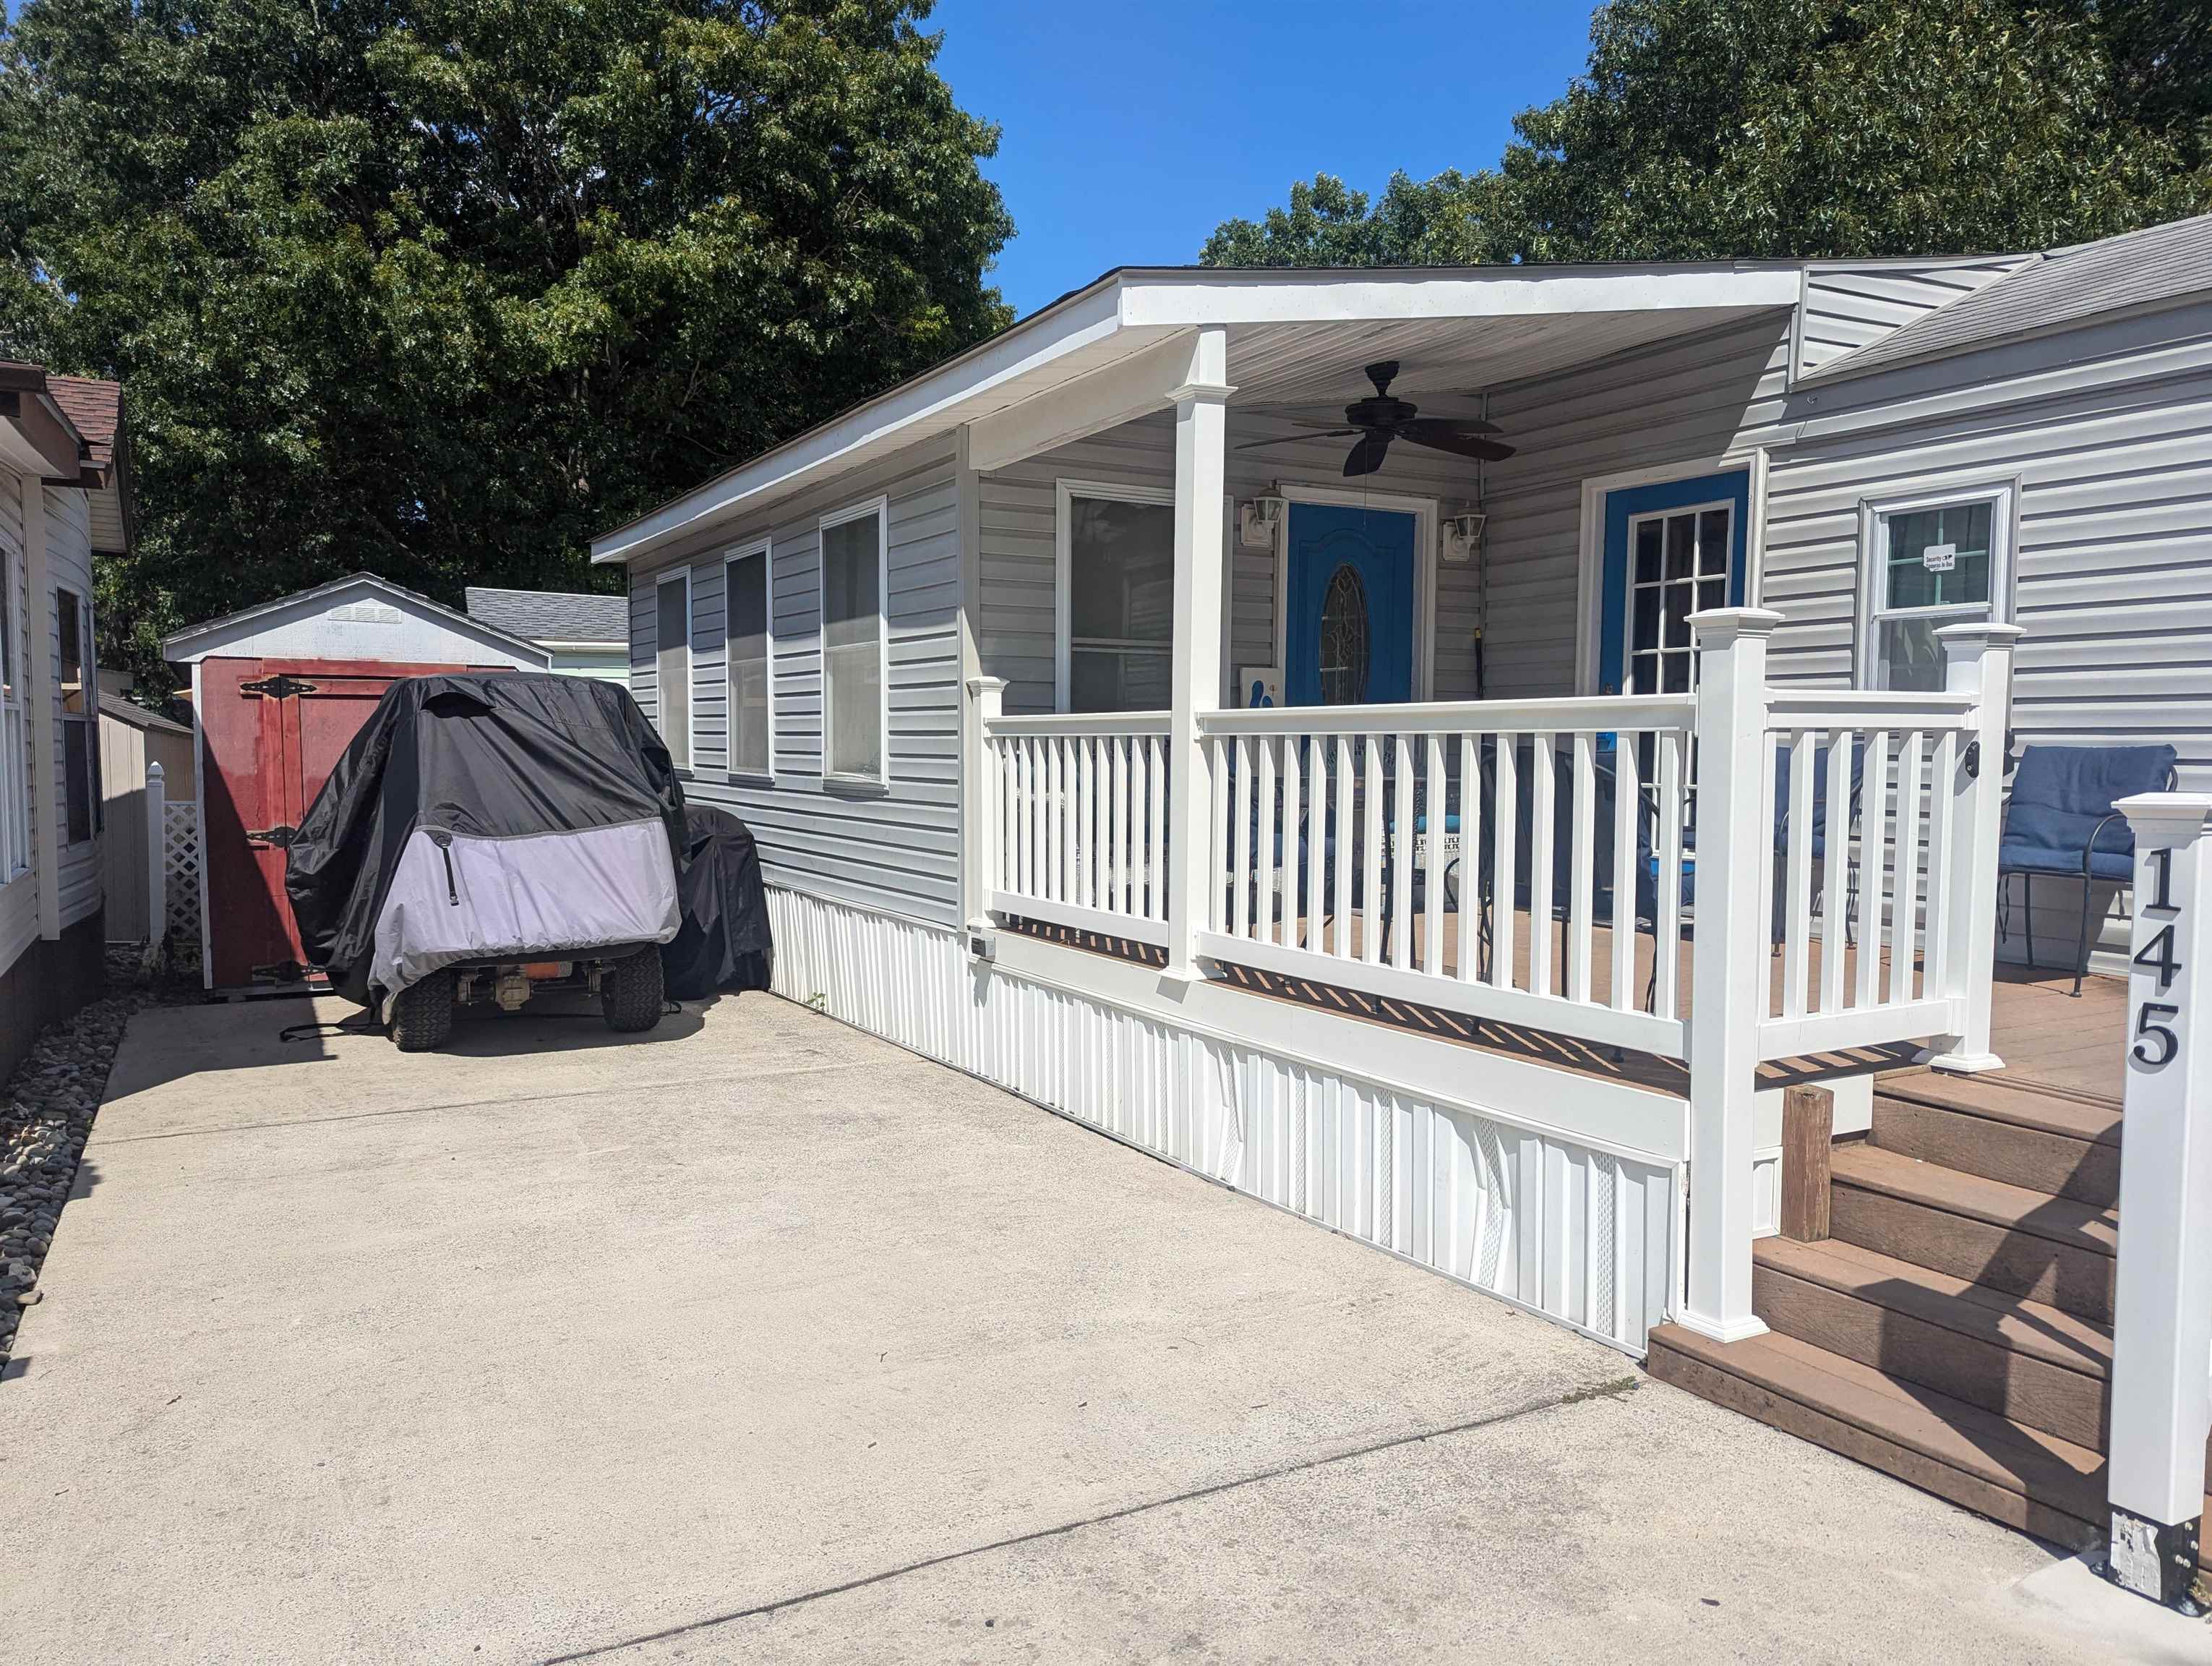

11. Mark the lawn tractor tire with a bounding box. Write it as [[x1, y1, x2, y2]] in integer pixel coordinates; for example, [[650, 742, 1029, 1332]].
[[601, 947, 665, 1033], [389, 968, 455, 1052]]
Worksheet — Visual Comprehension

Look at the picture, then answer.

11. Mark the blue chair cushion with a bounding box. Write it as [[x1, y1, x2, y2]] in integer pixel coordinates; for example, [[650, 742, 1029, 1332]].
[[1772, 740, 1865, 860], [1998, 743, 2177, 881]]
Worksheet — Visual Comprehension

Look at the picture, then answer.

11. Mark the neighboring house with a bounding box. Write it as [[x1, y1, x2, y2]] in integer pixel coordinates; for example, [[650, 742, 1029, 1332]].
[[0, 363, 129, 1079], [587, 217, 2203, 1362], [163, 573, 549, 991], [465, 585, 629, 682], [98, 681, 194, 945]]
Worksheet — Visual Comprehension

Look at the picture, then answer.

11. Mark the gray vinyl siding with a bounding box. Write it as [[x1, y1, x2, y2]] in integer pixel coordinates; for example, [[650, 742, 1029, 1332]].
[[1763, 296, 2212, 966], [976, 410, 1491, 714], [0, 474, 32, 977], [630, 435, 963, 926], [1476, 311, 1799, 695], [1796, 260, 2024, 380]]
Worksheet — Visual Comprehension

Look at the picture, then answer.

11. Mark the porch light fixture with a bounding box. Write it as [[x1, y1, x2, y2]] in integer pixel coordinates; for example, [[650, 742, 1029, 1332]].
[[1239, 495, 1287, 550], [1441, 511, 1487, 565]]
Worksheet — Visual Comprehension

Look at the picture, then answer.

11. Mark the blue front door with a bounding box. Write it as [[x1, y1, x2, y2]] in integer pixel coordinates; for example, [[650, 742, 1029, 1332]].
[[1285, 503, 1415, 706], [1598, 471, 1751, 695]]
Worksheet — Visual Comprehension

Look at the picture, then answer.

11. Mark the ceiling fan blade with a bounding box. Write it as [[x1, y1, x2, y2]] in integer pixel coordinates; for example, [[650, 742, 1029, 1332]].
[[1398, 419, 1517, 463], [1401, 409, 1504, 435], [1343, 432, 1393, 477], [1233, 430, 1358, 453]]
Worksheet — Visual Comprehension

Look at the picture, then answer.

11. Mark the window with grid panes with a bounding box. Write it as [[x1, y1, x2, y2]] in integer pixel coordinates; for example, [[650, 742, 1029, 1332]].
[[1624, 503, 1732, 694]]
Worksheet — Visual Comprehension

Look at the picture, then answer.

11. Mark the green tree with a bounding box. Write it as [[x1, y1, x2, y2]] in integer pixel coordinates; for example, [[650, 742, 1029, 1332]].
[[0, 1, 1013, 691], [1199, 170, 1512, 268], [1206, 0, 2211, 269]]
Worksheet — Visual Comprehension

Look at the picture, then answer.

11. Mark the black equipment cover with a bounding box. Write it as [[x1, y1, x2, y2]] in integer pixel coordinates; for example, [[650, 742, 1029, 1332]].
[[661, 807, 775, 1000], [286, 673, 685, 1006]]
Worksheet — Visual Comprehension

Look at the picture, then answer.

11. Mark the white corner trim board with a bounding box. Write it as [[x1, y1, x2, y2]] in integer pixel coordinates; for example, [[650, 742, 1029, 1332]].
[[763, 884, 1684, 1356]]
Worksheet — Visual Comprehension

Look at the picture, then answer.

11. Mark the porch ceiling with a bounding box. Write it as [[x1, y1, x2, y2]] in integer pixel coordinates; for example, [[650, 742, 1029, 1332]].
[[1222, 307, 1779, 409], [593, 263, 1802, 565]]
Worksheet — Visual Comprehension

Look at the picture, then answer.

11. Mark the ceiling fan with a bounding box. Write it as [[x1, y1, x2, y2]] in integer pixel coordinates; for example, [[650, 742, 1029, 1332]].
[[1234, 359, 1515, 477]]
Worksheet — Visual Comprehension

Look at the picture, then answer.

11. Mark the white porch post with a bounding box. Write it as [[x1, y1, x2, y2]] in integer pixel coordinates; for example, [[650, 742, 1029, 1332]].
[[963, 676, 1006, 934], [1681, 607, 1783, 1341], [1929, 621, 2023, 1074], [2104, 792, 2212, 1610], [1164, 328, 1233, 983], [145, 760, 167, 947]]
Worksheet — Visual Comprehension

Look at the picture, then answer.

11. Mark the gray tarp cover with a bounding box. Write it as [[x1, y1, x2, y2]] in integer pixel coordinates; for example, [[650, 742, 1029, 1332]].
[[286, 672, 686, 1007]]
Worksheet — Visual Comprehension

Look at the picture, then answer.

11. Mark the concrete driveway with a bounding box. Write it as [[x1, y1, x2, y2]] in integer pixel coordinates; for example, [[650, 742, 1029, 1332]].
[[0, 990, 2196, 1663]]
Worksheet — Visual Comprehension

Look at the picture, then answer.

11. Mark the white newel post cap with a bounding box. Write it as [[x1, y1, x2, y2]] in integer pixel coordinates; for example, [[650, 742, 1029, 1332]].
[[965, 675, 1008, 696], [2116, 793, 2212, 850], [1686, 606, 1785, 647]]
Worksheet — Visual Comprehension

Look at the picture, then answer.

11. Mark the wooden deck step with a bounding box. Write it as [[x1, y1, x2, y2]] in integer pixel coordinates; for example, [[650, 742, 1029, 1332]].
[[1753, 1236, 2110, 1449], [1645, 1324, 2212, 1564], [1872, 1075, 2121, 1208], [1828, 1143, 2117, 1324]]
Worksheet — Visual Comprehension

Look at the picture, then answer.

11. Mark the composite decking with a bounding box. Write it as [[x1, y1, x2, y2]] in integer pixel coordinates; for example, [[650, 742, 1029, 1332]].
[[1007, 907, 2126, 1102]]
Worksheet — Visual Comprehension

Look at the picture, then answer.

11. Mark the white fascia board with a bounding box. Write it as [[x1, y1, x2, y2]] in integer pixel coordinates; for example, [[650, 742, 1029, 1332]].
[[592, 281, 1133, 565], [966, 328, 1215, 474], [1115, 265, 1806, 327]]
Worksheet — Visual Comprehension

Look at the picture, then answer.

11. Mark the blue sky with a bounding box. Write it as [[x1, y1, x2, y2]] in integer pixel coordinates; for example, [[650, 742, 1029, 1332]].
[[933, 1, 1599, 317]]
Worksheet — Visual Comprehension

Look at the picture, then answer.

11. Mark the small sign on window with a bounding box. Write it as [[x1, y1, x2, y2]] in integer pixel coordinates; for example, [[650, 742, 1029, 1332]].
[[1921, 542, 1957, 573]]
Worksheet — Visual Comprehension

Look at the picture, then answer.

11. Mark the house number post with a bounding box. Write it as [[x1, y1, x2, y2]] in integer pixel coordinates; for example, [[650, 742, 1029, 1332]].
[[2106, 792, 2212, 1610]]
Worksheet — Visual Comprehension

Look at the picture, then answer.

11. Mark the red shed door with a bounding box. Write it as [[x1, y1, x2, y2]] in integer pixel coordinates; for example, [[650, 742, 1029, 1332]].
[[200, 659, 513, 988]]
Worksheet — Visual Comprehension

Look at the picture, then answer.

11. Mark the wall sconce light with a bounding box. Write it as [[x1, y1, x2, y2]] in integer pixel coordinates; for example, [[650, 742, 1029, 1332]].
[[1240, 495, 1287, 550], [1441, 511, 1487, 565]]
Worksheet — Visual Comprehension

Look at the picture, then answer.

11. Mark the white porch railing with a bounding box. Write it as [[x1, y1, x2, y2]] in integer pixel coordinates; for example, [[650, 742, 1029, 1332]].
[[982, 707, 1173, 947], [1755, 688, 1981, 1060], [1196, 696, 1697, 1058], [973, 610, 2020, 1341]]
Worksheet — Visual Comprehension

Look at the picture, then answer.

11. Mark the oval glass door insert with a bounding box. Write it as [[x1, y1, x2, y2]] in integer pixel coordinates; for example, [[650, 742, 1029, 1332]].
[[1319, 564, 1370, 705]]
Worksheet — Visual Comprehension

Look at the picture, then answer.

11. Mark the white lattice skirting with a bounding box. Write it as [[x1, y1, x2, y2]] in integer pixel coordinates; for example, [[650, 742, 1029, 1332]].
[[766, 886, 1683, 1356], [163, 800, 202, 945]]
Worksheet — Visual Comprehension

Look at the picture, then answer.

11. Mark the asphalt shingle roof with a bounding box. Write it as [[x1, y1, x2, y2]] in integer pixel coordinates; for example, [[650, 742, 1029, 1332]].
[[48, 375, 121, 469], [463, 586, 628, 646], [1806, 213, 2212, 383]]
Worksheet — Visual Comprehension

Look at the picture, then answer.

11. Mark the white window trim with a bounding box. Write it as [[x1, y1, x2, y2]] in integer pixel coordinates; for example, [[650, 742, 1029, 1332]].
[[1264, 481, 1439, 704], [819, 495, 891, 790], [724, 538, 774, 785], [0, 532, 24, 882], [57, 583, 94, 849], [1054, 477, 1177, 714], [654, 567, 693, 770], [1854, 480, 2017, 691]]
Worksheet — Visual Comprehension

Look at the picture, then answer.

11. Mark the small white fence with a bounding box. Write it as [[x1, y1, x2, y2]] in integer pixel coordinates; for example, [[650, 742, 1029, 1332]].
[[149, 761, 202, 953]]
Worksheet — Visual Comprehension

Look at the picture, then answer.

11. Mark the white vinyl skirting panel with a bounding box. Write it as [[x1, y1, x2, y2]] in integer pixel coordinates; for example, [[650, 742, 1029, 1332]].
[[764, 885, 1683, 1356]]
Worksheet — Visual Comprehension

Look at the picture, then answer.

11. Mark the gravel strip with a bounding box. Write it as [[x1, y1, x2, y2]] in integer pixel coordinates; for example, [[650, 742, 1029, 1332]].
[[0, 951, 173, 1370]]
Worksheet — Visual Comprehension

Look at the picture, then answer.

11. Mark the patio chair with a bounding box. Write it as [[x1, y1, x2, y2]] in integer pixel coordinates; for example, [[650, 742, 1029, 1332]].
[[1997, 742, 2178, 996]]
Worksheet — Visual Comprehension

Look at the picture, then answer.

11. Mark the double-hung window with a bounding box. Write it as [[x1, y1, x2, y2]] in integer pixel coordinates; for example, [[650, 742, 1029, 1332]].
[[1860, 487, 2012, 691], [820, 500, 887, 785], [724, 542, 772, 780], [655, 570, 692, 769], [0, 542, 26, 878], [56, 585, 95, 845], [1057, 481, 1175, 713]]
